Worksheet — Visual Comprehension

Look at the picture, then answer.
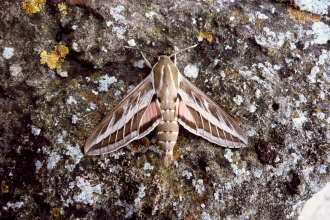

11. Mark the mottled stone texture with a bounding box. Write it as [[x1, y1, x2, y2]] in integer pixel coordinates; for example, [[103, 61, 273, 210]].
[[1, 0, 330, 219]]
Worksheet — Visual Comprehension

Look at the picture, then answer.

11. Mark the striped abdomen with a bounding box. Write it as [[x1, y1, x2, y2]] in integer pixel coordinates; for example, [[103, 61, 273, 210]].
[[156, 109, 179, 166]]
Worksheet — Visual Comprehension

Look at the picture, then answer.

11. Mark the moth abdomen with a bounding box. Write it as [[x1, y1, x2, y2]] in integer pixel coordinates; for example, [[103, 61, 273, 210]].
[[156, 106, 179, 166]]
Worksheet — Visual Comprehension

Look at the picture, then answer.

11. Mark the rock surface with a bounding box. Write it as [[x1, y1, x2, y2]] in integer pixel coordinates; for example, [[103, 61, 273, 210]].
[[1, 0, 330, 219]]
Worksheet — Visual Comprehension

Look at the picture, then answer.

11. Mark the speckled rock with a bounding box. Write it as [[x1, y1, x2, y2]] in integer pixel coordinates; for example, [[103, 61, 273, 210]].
[[1, 0, 330, 219]]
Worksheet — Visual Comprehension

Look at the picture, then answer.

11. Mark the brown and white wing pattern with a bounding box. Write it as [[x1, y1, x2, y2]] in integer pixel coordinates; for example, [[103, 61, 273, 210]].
[[85, 74, 162, 155], [177, 75, 248, 148]]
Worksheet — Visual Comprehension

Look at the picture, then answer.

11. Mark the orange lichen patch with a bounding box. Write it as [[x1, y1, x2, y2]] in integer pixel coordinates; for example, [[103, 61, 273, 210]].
[[1, 180, 9, 193], [81, 91, 102, 104], [199, 31, 213, 43], [229, 11, 250, 23], [174, 149, 181, 159], [286, 4, 321, 24], [131, 138, 149, 152], [170, 187, 180, 196], [21, 0, 46, 15], [131, 144, 139, 152], [57, 3, 67, 17], [223, 69, 238, 77], [185, 217, 193, 220], [51, 207, 60, 217], [40, 43, 69, 69]]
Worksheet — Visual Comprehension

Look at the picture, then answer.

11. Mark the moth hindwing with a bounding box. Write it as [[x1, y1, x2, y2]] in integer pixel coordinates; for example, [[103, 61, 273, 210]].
[[85, 45, 248, 166]]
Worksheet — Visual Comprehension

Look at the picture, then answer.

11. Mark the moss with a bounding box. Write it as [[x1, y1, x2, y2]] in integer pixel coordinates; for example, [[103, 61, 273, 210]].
[[40, 43, 69, 69], [54, 79, 61, 85], [89, 72, 101, 82], [68, 78, 79, 86], [21, 0, 46, 15]]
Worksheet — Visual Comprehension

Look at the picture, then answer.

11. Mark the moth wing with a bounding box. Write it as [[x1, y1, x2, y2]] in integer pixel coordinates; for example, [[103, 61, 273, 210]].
[[85, 74, 161, 155], [177, 75, 248, 148]]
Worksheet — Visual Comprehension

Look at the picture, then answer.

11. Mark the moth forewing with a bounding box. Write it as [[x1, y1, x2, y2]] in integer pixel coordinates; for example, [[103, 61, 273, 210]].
[[85, 46, 248, 166], [84, 74, 161, 155], [177, 76, 248, 148]]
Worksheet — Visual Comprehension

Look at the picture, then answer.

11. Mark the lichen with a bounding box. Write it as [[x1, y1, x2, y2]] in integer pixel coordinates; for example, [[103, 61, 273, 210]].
[[198, 31, 213, 43], [40, 43, 69, 69], [286, 4, 321, 24], [51, 207, 60, 217], [1, 180, 9, 193], [67, 78, 79, 87], [57, 3, 67, 17], [21, 0, 46, 15]]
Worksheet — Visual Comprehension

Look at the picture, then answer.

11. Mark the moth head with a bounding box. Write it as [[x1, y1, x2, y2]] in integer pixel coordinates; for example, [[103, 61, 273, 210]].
[[158, 55, 170, 60]]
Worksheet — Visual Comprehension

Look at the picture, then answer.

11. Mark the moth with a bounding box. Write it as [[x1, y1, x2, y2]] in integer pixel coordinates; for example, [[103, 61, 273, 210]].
[[84, 45, 248, 166]]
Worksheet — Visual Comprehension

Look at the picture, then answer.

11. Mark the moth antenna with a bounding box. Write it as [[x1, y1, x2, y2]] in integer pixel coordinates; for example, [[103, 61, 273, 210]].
[[140, 51, 152, 69], [174, 53, 177, 66], [169, 44, 198, 58], [124, 46, 155, 69]]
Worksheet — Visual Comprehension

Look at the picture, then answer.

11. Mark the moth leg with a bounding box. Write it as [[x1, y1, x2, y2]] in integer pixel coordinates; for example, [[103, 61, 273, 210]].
[[140, 52, 152, 69]]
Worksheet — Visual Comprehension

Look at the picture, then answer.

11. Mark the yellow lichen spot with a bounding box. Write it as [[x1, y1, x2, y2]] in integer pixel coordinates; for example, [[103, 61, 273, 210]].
[[55, 44, 69, 58], [40, 43, 69, 69], [57, 3, 67, 17], [286, 4, 321, 24], [203, 0, 213, 2], [1, 180, 9, 193], [21, 0, 46, 15], [174, 149, 181, 159], [51, 207, 60, 217], [199, 31, 213, 42]]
